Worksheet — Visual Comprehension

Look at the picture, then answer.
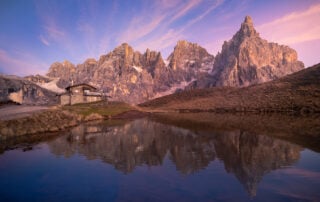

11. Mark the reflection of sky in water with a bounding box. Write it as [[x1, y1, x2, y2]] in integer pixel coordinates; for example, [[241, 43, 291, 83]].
[[0, 117, 319, 201]]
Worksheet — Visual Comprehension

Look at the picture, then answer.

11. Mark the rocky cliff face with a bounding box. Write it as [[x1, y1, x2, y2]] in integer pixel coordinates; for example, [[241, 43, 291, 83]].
[[210, 16, 304, 87], [167, 40, 214, 82], [0, 75, 58, 105], [46, 41, 213, 103], [81, 43, 159, 103], [45, 16, 304, 103]]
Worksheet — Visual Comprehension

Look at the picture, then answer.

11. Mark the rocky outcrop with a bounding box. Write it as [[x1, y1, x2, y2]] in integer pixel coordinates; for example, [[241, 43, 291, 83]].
[[24, 74, 65, 94], [0, 75, 58, 105], [168, 40, 214, 81], [47, 60, 76, 88], [24, 74, 51, 84], [210, 16, 304, 87], [91, 43, 155, 103]]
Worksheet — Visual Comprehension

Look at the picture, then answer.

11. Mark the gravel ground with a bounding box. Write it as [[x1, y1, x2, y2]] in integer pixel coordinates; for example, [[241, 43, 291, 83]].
[[0, 105, 49, 120]]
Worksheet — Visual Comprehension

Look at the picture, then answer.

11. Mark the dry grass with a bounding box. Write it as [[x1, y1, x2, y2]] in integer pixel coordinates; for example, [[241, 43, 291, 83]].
[[62, 101, 133, 117]]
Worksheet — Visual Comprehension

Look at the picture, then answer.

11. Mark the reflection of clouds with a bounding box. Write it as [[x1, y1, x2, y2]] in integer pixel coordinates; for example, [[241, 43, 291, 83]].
[[48, 118, 302, 196], [261, 168, 320, 201], [276, 168, 320, 179]]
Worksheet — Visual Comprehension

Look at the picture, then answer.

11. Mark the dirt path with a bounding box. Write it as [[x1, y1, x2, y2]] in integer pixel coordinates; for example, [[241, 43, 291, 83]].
[[0, 105, 50, 121]]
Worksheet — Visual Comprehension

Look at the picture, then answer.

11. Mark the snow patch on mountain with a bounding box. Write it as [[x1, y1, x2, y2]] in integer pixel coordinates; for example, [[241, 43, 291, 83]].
[[152, 79, 196, 99], [37, 79, 65, 93], [132, 65, 143, 73]]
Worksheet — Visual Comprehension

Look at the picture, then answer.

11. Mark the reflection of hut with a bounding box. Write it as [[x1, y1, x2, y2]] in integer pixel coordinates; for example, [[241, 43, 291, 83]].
[[60, 83, 102, 105]]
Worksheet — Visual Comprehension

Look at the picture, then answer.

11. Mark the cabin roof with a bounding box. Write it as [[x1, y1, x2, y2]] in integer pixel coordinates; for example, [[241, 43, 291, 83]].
[[65, 83, 97, 90]]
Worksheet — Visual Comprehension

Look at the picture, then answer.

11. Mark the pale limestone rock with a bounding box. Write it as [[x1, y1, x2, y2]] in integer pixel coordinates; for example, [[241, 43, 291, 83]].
[[211, 16, 304, 87]]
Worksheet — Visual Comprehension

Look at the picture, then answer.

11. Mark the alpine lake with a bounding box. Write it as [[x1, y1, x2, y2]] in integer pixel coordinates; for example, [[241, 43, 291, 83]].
[[1, 113, 320, 201]]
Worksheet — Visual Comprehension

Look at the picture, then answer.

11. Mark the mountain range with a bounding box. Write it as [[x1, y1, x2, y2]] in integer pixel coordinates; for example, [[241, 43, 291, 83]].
[[1, 16, 305, 104]]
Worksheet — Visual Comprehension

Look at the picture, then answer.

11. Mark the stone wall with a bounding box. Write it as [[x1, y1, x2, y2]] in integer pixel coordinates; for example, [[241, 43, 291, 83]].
[[70, 94, 84, 105], [86, 96, 102, 103], [60, 94, 70, 105]]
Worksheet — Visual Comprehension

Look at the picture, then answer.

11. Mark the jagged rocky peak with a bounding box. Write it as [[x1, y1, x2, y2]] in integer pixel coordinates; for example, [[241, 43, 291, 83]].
[[142, 48, 165, 75], [113, 43, 134, 57], [168, 40, 214, 71], [238, 15, 258, 38], [46, 60, 76, 79], [46, 60, 77, 89], [169, 40, 211, 60], [144, 48, 159, 64], [99, 43, 142, 68], [84, 58, 97, 65], [211, 16, 304, 87]]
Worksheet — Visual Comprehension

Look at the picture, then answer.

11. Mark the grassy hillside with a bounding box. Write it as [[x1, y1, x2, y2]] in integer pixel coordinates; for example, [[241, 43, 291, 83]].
[[62, 101, 133, 117], [140, 64, 320, 113]]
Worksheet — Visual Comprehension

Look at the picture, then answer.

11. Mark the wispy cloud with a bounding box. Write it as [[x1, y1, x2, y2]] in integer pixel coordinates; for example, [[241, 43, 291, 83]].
[[182, 0, 224, 31], [44, 22, 65, 42], [156, 0, 182, 9], [77, 21, 96, 57], [257, 3, 320, 45], [117, 0, 221, 48], [134, 0, 224, 54], [117, 14, 166, 44], [0, 49, 48, 76], [34, 0, 77, 56], [34, 0, 66, 45], [39, 35, 50, 46], [135, 29, 185, 53], [278, 168, 320, 178], [170, 0, 202, 22]]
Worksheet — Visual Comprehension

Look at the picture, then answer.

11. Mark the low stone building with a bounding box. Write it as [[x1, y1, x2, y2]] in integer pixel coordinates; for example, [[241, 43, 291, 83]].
[[60, 83, 103, 105]]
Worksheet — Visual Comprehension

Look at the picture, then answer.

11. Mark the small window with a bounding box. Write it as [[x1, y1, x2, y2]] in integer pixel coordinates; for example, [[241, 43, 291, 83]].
[[8, 88, 15, 93]]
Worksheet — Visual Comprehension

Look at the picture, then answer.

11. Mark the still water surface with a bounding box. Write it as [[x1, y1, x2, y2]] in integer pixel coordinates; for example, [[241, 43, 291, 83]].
[[0, 114, 320, 201]]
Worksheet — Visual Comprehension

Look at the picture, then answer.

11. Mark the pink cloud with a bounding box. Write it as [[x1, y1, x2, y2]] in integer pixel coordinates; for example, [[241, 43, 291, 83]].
[[44, 22, 65, 42], [118, 0, 223, 46], [39, 35, 50, 46], [117, 14, 166, 44], [134, 0, 224, 54], [277, 167, 320, 178], [135, 29, 184, 53], [156, 0, 182, 9], [170, 0, 202, 22], [0, 49, 47, 76], [183, 0, 224, 30], [257, 3, 320, 45]]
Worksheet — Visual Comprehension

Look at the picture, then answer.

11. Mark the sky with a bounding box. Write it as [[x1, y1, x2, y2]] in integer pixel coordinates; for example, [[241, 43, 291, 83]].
[[0, 0, 319, 76]]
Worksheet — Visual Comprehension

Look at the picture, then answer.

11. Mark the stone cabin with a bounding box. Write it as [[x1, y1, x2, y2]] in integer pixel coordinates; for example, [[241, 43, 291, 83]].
[[60, 83, 102, 105]]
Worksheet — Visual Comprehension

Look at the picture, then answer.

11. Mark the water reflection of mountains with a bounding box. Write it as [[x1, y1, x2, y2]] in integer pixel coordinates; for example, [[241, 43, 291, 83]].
[[48, 115, 308, 196]]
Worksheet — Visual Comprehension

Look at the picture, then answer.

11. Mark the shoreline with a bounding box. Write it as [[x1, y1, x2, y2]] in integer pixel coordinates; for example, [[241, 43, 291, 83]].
[[0, 101, 146, 139], [1, 100, 319, 140]]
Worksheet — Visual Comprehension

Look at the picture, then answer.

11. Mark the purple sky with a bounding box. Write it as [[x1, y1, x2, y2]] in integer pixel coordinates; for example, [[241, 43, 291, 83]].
[[0, 0, 319, 76]]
